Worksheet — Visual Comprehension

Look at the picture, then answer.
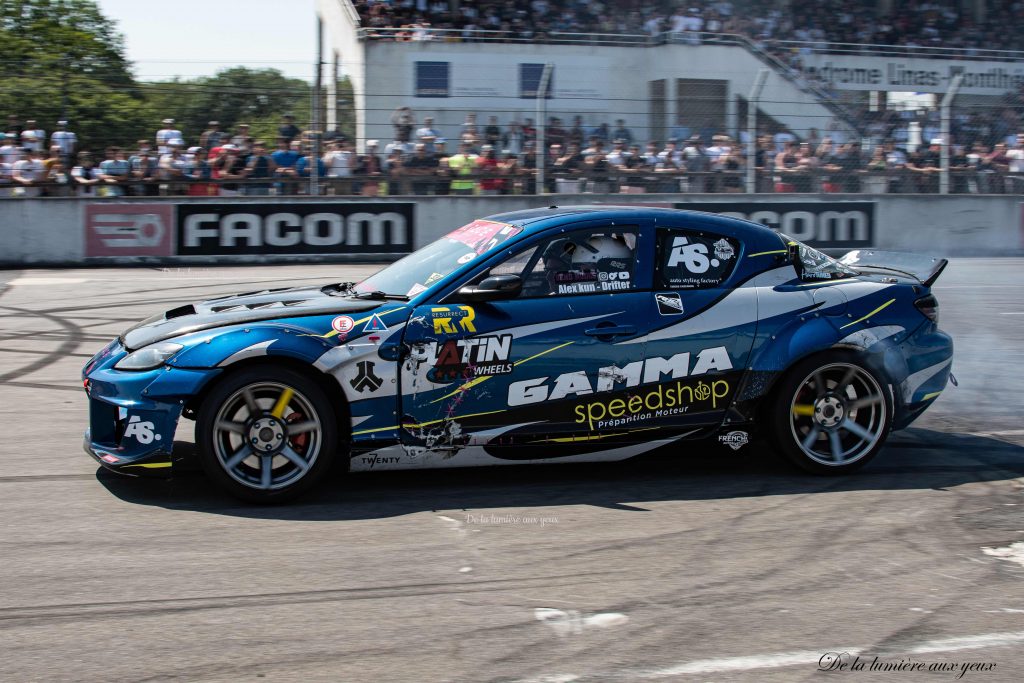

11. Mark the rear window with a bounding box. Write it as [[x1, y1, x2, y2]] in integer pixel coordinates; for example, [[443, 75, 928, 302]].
[[656, 228, 740, 289]]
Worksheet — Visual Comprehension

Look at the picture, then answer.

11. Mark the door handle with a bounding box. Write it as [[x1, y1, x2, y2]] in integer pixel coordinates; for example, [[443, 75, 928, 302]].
[[585, 325, 637, 338]]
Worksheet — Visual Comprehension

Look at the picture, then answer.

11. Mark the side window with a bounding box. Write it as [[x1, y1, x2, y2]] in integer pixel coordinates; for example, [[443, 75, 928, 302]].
[[656, 228, 739, 289], [482, 227, 639, 298]]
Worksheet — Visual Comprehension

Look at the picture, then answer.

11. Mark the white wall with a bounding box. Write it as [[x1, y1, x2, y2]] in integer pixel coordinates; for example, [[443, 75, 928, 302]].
[[331, 39, 843, 148], [1, 195, 1021, 266]]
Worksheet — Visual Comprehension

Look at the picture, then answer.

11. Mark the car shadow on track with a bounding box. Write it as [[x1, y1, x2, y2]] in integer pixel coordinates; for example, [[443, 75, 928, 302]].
[[96, 427, 1024, 520]]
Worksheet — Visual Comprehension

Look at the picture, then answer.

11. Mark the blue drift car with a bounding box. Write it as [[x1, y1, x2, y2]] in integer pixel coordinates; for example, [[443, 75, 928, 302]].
[[83, 206, 953, 502]]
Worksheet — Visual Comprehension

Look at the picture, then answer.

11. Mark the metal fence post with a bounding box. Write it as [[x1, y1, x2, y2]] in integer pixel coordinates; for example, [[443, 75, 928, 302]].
[[940, 73, 964, 195], [747, 69, 769, 194], [536, 64, 553, 195]]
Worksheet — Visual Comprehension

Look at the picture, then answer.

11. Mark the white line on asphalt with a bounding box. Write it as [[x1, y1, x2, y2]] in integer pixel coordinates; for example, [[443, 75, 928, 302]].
[[998, 312, 1024, 315], [966, 429, 1024, 437], [519, 630, 1024, 681]]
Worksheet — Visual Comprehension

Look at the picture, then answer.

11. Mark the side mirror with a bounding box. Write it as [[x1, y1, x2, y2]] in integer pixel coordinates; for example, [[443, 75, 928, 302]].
[[787, 241, 804, 278], [457, 274, 523, 302]]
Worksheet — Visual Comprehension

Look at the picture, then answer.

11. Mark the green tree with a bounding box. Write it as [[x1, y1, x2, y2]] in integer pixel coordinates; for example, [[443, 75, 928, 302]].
[[0, 0, 152, 149], [143, 68, 312, 146]]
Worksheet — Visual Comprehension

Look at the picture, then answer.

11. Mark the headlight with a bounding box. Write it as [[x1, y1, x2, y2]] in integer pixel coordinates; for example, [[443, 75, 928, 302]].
[[114, 342, 184, 370]]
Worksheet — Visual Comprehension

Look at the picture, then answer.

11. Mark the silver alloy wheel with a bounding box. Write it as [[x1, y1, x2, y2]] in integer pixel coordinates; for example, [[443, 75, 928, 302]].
[[788, 362, 886, 467], [211, 381, 323, 491]]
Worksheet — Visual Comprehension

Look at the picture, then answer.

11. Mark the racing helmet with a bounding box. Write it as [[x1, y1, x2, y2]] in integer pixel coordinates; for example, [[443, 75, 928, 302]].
[[570, 235, 632, 265]]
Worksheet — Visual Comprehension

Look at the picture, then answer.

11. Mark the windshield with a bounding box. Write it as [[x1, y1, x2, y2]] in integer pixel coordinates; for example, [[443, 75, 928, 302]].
[[780, 234, 858, 281], [355, 219, 523, 298]]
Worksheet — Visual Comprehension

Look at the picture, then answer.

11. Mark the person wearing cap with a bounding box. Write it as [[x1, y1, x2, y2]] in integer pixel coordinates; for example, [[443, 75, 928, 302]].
[[271, 138, 301, 196], [353, 140, 383, 197], [184, 147, 216, 196], [21, 120, 45, 153], [156, 118, 183, 155], [159, 140, 188, 195], [212, 144, 247, 196], [51, 121, 77, 164], [200, 121, 223, 150]]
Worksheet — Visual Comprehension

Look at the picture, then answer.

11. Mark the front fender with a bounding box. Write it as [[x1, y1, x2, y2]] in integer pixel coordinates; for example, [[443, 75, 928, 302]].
[[169, 324, 338, 369]]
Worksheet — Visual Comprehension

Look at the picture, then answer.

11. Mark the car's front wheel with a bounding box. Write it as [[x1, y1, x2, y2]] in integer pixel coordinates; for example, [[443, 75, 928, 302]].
[[196, 366, 338, 503], [770, 353, 892, 474]]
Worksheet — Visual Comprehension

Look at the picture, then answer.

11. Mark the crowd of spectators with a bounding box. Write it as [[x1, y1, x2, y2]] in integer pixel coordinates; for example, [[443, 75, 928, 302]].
[[5, 101, 1024, 197], [352, 1, 1024, 54]]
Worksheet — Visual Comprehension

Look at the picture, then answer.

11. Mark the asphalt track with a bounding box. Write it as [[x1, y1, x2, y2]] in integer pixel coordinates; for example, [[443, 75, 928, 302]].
[[1, 259, 1023, 683]]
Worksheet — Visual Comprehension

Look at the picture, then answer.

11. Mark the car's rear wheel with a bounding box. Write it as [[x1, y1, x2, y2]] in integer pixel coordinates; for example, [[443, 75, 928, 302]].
[[770, 353, 891, 474], [196, 366, 338, 503]]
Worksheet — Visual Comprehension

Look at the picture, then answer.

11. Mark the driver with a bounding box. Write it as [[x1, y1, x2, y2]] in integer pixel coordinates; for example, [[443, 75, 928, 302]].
[[543, 234, 633, 294]]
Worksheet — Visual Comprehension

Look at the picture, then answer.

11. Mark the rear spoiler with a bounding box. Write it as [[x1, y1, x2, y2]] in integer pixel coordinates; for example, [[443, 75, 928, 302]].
[[838, 250, 948, 287]]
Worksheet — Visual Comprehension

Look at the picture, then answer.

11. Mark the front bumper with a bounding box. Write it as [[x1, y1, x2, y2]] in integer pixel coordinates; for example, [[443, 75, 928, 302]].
[[82, 341, 221, 477]]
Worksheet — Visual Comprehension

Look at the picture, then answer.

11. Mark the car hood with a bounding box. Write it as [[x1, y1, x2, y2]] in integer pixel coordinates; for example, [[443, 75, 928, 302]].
[[121, 284, 381, 351]]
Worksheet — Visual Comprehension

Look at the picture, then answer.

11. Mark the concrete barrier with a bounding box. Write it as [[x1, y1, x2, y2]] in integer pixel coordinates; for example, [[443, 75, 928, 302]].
[[0, 194, 1021, 266]]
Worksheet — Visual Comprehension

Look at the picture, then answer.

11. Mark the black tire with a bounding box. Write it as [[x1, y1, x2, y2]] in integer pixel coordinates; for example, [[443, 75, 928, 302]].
[[769, 352, 892, 475], [196, 366, 339, 503]]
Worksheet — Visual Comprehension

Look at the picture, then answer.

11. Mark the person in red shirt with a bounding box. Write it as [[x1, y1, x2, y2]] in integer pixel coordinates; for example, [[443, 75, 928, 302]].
[[477, 144, 504, 195]]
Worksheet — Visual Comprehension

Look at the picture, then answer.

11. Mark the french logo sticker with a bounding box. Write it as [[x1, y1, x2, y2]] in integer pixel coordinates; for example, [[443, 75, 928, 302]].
[[718, 431, 749, 450], [363, 314, 389, 333], [332, 316, 355, 335], [656, 292, 684, 315], [713, 238, 735, 261]]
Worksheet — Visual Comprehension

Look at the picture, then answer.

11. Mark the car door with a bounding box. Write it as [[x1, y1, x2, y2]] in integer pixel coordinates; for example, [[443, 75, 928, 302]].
[[622, 222, 758, 434], [397, 220, 661, 464]]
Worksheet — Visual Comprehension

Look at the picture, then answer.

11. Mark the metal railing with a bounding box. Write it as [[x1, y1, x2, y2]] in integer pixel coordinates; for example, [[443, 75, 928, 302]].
[[6, 167, 1022, 197]]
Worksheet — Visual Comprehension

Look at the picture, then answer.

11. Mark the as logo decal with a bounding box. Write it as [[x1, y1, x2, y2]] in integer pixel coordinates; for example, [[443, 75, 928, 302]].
[[656, 292, 684, 315], [667, 236, 712, 273], [718, 431, 749, 450], [363, 314, 389, 333], [350, 361, 384, 393], [123, 415, 161, 444]]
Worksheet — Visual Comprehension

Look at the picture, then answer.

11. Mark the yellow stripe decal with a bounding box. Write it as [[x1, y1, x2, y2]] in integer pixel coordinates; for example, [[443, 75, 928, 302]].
[[921, 391, 943, 401], [310, 306, 409, 339], [351, 409, 509, 436], [428, 340, 575, 405], [123, 462, 172, 469], [271, 388, 294, 419], [839, 298, 897, 330], [796, 279, 859, 288], [747, 249, 787, 258]]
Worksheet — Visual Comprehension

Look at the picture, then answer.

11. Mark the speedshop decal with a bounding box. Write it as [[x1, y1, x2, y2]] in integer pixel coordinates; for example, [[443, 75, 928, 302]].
[[573, 374, 734, 430], [508, 346, 735, 429]]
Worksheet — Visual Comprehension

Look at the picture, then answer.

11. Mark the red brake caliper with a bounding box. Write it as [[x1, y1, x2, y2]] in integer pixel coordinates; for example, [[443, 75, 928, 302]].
[[286, 412, 309, 452]]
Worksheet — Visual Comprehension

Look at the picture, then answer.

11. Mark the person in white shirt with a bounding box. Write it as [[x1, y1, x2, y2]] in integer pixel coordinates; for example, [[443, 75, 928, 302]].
[[1006, 133, 1024, 192], [323, 140, 354, 177], [50, 120, 77, 162], [12, 148, 46, 197], [156, 118, 183, 155], [21, 120, 45, 152], [0, 160, 12, 197], [0, 134, 20, 166]]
